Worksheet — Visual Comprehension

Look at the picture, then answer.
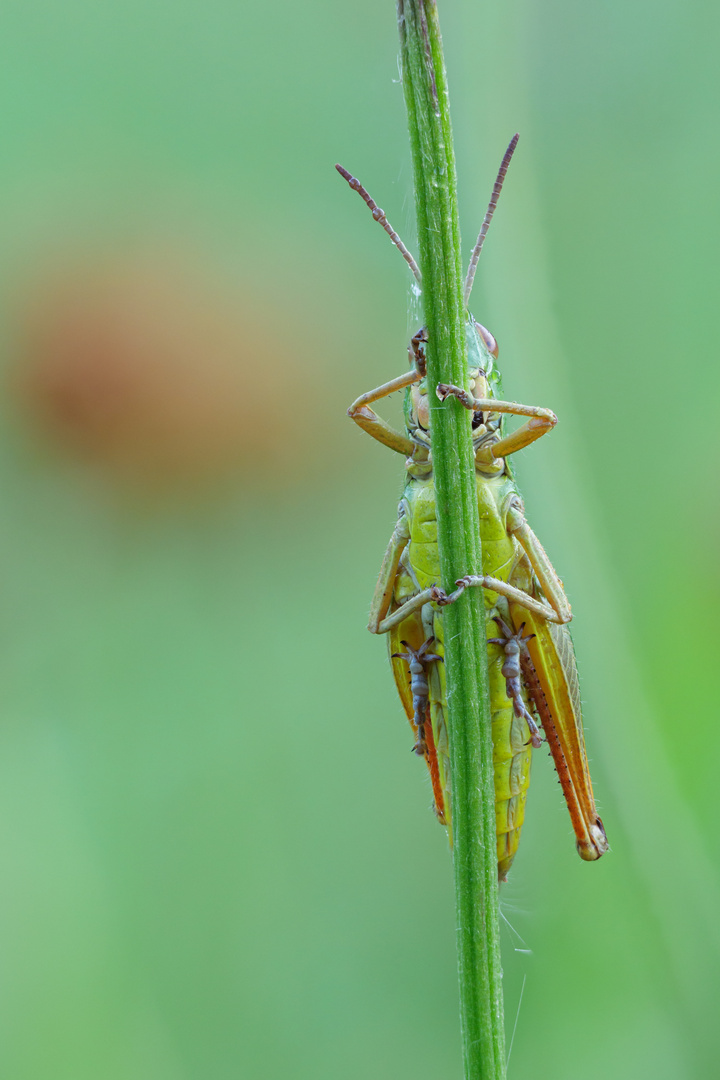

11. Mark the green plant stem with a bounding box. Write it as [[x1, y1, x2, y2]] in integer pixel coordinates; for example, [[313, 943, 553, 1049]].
[[397, 2, 506, 1077]]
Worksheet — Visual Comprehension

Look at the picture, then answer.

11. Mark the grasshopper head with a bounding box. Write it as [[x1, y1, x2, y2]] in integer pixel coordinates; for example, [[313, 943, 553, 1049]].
[[405, 317, 503, 436]]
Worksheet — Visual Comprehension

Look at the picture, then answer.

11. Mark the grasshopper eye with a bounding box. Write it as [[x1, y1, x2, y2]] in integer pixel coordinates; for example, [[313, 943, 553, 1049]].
[[475, 321, 499, 359]]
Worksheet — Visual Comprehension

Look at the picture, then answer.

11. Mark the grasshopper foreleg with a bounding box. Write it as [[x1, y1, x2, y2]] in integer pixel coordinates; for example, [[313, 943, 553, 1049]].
[[487, 616, 542, 748], [348, 369, 419, 457], [435, 382, 557, 462], [391, 637, 443, 755], [347, 331, 430, 458]]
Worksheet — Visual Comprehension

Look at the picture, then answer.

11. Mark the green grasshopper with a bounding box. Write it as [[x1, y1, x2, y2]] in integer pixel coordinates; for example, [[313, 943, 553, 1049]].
[[337, 136, 608, 879]]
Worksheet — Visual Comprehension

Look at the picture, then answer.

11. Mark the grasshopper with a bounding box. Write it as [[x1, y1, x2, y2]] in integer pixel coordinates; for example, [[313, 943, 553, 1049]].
[[337, 136, 608, 878]]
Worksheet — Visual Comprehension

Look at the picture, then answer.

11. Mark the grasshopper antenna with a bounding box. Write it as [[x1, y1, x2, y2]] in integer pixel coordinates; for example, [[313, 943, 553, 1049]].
[[335, 164, 422, 288], [463, 133, 519, 306]]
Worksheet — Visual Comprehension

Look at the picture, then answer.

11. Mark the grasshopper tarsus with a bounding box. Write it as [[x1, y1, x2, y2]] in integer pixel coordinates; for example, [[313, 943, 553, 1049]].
[[409, 327, 428, 375], [436, 382, 474, 409]]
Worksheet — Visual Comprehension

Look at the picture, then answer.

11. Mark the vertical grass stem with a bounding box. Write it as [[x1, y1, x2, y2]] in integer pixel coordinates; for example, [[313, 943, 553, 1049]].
[[397, 2, 507, 1076]]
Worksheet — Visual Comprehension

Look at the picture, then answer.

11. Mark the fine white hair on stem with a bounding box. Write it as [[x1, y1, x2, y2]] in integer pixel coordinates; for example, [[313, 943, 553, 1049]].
[[463, 133, 519, 305], [506, 974, 527, 1071], [335, 164, 423, 287]]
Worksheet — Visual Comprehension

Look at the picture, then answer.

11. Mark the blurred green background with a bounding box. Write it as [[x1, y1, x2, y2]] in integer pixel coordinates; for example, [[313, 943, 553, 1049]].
[[0, 1, 716, 1077]]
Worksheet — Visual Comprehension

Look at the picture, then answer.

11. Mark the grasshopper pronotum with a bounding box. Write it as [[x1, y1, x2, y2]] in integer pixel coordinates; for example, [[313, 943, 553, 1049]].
[[337, 137, 607, 878]]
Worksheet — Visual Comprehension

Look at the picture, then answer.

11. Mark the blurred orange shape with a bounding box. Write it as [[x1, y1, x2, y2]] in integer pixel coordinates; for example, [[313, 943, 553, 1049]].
[[11, 250, 315, 491]]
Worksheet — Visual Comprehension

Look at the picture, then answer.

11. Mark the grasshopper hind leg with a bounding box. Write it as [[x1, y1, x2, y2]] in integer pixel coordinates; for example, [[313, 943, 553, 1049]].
[[487, 616, 543, 749], [391, 637, 443, 756]]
